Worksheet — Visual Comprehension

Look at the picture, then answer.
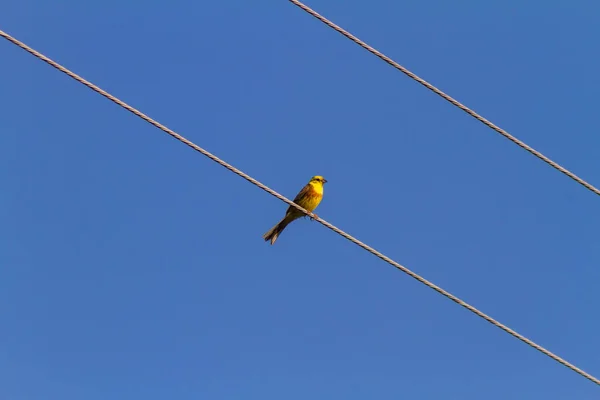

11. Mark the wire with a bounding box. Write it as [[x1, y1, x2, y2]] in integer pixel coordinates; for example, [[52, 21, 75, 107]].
[[1, 28, 598, 386], [289, 0, 600, 198]]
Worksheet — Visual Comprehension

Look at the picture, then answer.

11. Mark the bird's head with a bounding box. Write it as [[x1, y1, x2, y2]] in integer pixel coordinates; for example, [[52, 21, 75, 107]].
[[310, 176, 327, 185]]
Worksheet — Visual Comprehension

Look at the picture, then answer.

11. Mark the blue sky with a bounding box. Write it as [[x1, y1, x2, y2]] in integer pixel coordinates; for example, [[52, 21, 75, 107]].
[[2, 0, 600, 398]]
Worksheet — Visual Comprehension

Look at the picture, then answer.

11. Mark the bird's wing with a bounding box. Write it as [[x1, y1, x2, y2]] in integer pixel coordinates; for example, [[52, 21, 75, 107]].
[[292, 184, 312, 203], [286, 184, 312, 215]]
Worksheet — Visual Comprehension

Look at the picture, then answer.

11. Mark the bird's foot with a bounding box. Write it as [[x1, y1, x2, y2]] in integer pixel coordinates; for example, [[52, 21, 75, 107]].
[[309, 212, 318, 221]]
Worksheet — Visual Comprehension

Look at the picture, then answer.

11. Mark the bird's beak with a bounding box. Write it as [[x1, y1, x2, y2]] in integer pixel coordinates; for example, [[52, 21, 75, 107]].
[[323, 179, 328, 183]]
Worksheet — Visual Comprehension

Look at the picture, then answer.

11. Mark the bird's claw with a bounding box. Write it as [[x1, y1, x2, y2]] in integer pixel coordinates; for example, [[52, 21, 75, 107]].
[[309, 212, 318, 221]]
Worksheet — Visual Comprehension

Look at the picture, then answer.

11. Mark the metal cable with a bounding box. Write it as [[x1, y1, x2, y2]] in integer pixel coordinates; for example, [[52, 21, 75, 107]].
[[289, 0, 600, 197], [1, 28, 598, 386]]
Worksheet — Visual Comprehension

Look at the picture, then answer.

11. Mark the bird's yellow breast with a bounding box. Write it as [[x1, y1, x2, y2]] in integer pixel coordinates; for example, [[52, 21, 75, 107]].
[[297, 182, 323, 212], [309, 181, 324, 195]]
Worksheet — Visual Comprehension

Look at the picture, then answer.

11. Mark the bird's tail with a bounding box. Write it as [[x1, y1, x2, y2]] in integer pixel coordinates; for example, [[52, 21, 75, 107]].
[[263, 216, 293, 245]]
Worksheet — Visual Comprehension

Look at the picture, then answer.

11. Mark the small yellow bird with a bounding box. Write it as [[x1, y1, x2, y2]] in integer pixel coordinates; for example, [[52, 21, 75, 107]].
[[263, 175, 327, 245]]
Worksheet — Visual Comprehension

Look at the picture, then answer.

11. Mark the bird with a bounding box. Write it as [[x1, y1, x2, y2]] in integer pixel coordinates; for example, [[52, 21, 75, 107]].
[[263, 175, 327, 245]]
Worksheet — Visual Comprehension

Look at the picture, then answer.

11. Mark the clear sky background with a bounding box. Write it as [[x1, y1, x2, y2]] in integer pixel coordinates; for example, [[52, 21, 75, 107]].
[[2, 1, 600, 399]]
